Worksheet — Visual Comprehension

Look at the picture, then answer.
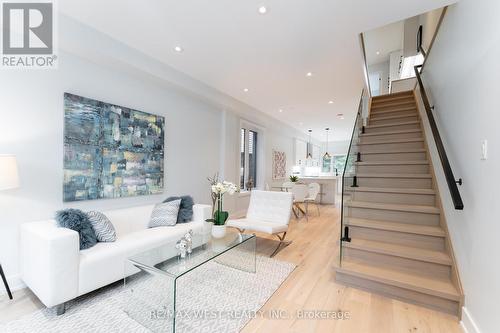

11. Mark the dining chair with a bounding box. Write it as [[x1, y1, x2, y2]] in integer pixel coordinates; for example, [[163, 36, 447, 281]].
[[290, 184, 309, 221], [305, 182, 321, 216]]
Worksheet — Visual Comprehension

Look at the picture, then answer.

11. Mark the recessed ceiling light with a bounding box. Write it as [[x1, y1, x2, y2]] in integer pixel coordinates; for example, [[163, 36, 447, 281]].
[[258, 6, 267, 14], [376, 51, 380, 55], [279, 109, 283, 113], [306, 72, 313, 77], [328, 100, 334, 104], [243, 88, 249, 92], [174, 46, 183, 53]]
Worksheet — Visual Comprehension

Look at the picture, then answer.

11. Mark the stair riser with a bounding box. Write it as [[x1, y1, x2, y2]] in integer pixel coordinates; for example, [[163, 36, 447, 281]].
[[372, 98, 415, 107], [351, 190, 435, 205], [336, 272, 460, 316], [343, 248, 451, 280], [370, 115, 419, 126], [371, 108, 418, 118], [359, 141, 424, 152], [360, 132, 422, 142], [347, 226, 445, 251], [372, 103, 416, 112], [348, 207, 440, 225], [361, 152, 427, 162], [356, 177, 432, 189], [365, 123, 420, 134], [356, 164, 429, 174]]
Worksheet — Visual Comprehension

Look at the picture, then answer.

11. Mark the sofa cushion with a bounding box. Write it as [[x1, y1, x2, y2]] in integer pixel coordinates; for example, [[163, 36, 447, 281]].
[[163, 195, 194, 223], [55, 209, 97, 250], [78, 220, 204, 295], [149, 200, 181, 228], [103, 205, 155, 236], [87, 211, 116, 242]]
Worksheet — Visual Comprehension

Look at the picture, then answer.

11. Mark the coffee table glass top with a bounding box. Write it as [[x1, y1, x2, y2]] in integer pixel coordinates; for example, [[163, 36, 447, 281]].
[[128, 231, 256, 278]]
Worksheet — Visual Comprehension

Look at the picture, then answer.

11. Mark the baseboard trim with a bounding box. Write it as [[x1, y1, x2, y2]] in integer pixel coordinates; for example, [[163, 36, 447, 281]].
[[460, 307, 481, 333], [0, 273, 26, 296]]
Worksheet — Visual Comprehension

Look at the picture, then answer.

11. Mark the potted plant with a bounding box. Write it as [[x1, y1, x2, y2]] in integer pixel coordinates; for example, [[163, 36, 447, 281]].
[[206, 175, 239, 238], [289, 175, 299, 183]]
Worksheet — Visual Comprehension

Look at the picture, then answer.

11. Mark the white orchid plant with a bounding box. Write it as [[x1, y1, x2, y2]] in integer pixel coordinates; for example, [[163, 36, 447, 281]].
[[206, 174, 239, 225]]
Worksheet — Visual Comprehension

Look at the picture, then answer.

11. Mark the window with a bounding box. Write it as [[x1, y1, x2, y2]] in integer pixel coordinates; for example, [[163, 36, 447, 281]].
[[240, 127, 258, 190]]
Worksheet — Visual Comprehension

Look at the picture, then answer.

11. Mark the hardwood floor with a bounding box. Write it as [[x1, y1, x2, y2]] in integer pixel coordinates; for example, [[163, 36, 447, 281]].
[[0, 205, 462, 332]]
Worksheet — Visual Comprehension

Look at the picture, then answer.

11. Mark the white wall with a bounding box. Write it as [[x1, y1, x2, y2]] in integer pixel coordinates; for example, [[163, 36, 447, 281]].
[[419, 1, 500, 332], [0, 15, 310, 291], [368, 61, 390, 95]]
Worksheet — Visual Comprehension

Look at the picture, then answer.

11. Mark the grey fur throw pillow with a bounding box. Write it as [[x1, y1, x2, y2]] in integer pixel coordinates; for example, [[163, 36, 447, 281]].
[[55, 209, 97, 250]]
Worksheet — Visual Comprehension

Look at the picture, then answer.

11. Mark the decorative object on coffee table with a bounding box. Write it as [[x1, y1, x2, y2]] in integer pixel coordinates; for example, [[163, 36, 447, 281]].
[[206, 178, 238, 238], [0, 154, 20, 300]]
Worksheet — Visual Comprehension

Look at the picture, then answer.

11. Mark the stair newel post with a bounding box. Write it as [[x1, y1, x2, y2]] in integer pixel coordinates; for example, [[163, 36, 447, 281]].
[[361, 126, 365, 134], [356, 152, 362, 162], [341, 226, 351, 242]]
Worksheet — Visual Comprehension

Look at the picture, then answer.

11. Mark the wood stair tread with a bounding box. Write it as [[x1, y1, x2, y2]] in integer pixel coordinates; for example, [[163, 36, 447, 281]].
[[346, 186, 434, 194], [369, 114, 418, 121], [366, 121, 420, 129], [372, 91, 413, 100], [356, 160, 429, 166], [345, 217, 445, 237], [347, 201, 440, 214], [372, 102, 416, 110], [360, 129, 422, 137], [337, 261, 460, 301], [359, 148, 426, 155], [343, 239, 452, 265], [355, 173, 432, 179], [357, 138, 424, 145]]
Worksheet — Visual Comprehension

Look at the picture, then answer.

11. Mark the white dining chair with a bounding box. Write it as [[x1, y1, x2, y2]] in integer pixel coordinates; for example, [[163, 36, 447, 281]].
[[305, 182, 321, 216], [281, 181, 294, 192], [290, 183, 309, 221]]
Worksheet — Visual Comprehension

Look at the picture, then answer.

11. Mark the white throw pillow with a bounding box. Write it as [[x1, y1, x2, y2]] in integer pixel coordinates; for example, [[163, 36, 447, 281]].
[[87, 211, 116, 242], [149, 199, 181, 228]]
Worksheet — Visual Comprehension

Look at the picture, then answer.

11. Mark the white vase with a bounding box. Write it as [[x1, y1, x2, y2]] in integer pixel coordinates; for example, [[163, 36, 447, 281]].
[[211, 225, 226, 239]]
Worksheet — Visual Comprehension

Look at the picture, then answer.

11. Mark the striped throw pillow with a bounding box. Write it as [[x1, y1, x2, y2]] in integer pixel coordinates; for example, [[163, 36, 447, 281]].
[[86, 211, 116, 242], [149, 199, 181, 228]]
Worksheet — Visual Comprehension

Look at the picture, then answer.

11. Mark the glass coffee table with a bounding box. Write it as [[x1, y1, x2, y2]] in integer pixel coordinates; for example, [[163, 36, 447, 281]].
[[123, 231, 256, 332]]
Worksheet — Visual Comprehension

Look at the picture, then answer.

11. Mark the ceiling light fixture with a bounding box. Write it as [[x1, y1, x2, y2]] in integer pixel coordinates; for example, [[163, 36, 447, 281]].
[[174, 46, 183, 53], [306, 129, 313, 160], [258, 6, 267, 14], [243, 88, 249, 92], [376, 51, 380, 55], [279, 109, 283, 113], [337, 113, 345, 120], [328, 100, 334, 104], [324, 128, 331, 159], [306, 72, 313, 77]]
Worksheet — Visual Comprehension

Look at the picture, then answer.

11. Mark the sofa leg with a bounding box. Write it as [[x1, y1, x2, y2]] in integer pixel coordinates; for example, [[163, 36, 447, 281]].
[[270, 232, 292, 258], [55, 303, 66, 316]]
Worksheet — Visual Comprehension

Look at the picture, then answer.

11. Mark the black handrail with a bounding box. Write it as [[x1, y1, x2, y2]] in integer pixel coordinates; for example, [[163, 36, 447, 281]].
[[414, 64, 464, 210]]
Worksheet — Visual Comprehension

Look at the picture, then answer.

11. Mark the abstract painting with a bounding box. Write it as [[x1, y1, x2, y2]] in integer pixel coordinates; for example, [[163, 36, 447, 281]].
[[272, 150, 287, 180], [63, 93, 164, 202]]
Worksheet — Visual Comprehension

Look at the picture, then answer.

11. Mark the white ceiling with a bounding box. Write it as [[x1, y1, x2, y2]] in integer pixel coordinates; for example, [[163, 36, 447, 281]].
[[364, 20, 405, 66], [58, 0, 455, 141]]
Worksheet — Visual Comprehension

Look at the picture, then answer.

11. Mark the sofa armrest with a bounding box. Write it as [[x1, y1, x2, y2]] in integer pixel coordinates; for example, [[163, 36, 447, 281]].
[[20, 220, 80, 308], [192, 204, 212, 223]]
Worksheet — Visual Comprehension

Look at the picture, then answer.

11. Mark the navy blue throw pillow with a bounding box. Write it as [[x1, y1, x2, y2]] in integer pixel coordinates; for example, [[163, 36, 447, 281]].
[[163, 195, 194, 223], [55, 209, 98, 250]]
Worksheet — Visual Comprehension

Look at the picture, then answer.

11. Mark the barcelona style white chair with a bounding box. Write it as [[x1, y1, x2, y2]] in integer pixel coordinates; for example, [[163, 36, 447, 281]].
[[226, 190, 294, 257]]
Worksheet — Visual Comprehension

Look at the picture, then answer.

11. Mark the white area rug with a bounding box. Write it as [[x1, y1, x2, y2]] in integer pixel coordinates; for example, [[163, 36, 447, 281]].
[[1, 256, 295, 333]]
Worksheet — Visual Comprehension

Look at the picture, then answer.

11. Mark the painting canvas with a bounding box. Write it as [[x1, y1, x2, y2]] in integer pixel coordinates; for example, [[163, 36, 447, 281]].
[[63, 93, 164, 202], [272, 150, 287, 179]]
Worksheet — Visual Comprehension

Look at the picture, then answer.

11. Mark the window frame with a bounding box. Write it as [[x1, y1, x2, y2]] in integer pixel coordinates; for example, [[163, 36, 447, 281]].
[[239, 120, 264, 192]]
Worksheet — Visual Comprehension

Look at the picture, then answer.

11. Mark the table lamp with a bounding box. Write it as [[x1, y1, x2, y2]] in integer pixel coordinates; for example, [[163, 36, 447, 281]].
[[0, 154, 19, 300]]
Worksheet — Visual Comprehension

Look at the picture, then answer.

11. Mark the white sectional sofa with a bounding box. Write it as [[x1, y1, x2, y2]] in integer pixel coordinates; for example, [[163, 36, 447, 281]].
[[20, 203, 211, 313]]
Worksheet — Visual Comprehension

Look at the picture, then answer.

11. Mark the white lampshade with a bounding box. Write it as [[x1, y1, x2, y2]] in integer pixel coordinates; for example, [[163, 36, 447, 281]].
[[0, 154, 20, 190]]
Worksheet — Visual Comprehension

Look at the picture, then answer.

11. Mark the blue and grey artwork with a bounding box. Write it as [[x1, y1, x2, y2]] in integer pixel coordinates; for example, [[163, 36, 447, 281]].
[[63, 93, 164, 202]]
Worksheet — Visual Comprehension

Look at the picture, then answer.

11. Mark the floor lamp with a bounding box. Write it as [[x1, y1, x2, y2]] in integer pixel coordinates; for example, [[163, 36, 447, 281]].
[[0, 154, 19, 300]]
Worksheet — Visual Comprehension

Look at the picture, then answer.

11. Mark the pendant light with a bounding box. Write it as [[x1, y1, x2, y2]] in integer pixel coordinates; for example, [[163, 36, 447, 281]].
[[306, 129, 313, 160], [323, 128, 331, 159]]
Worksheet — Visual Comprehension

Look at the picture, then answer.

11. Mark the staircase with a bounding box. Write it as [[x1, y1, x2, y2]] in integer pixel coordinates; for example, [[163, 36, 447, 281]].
[[336, 91, 464, 317]]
